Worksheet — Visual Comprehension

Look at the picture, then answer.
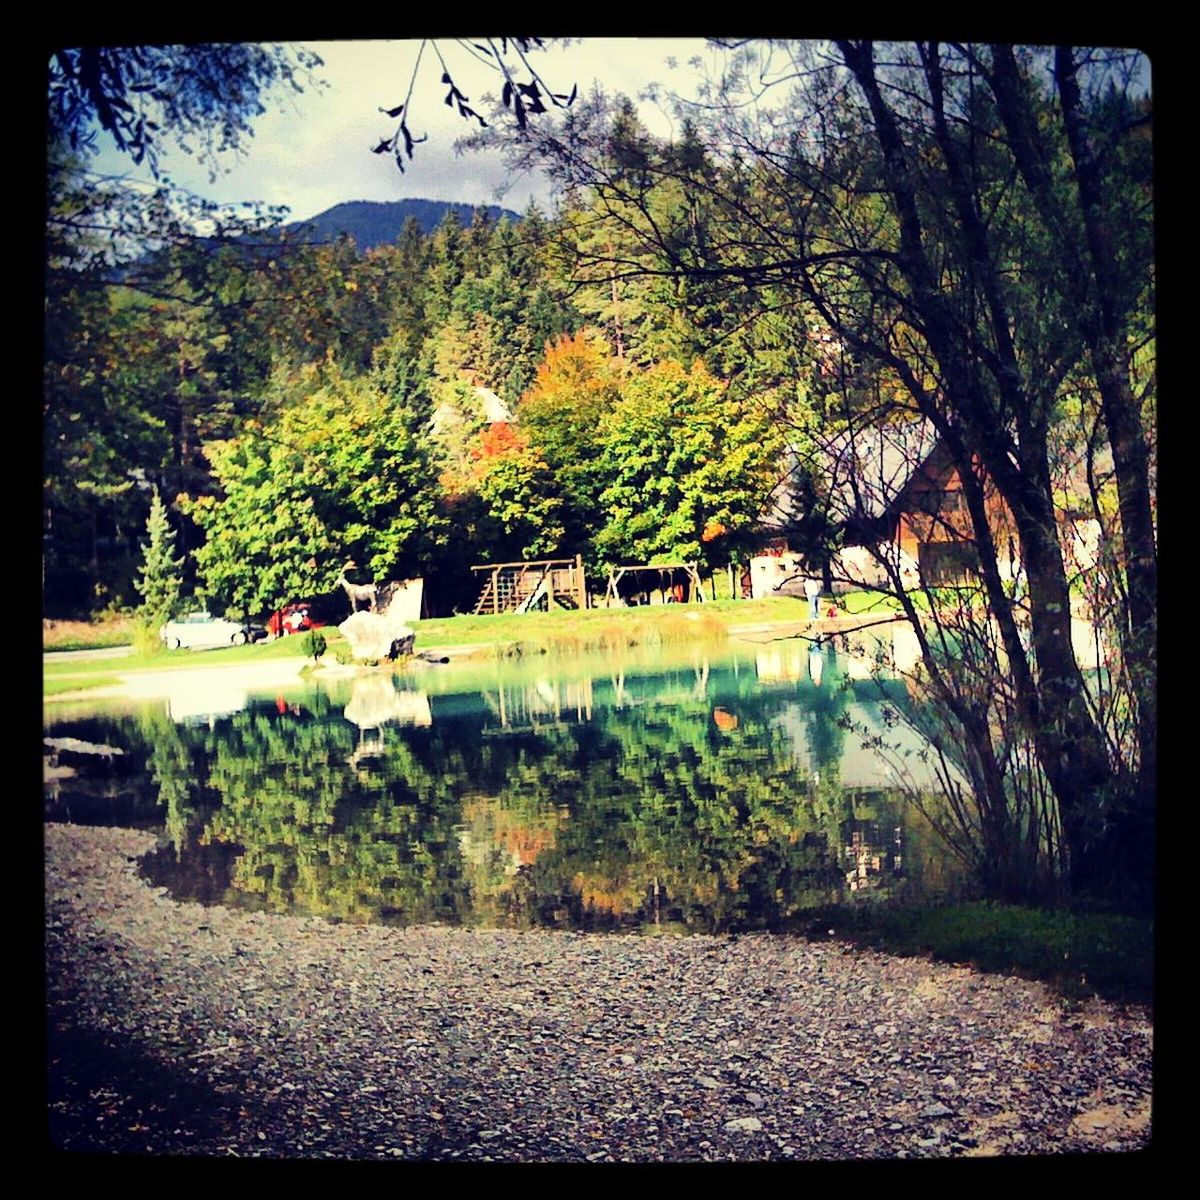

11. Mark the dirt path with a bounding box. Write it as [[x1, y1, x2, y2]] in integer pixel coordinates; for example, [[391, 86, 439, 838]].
[[45, 824, 1152, 1162]]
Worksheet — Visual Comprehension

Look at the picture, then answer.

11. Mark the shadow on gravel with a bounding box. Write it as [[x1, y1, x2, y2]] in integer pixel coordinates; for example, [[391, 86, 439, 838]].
[[47, 1022, 258, 1156]]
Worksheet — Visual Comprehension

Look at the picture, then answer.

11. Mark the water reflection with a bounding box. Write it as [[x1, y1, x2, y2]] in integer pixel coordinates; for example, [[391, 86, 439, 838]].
[[45, 640, 968, 931]]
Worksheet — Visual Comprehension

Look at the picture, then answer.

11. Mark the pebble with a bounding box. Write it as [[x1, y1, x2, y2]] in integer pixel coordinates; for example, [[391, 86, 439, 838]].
[[724, 1117, 764, 1133], [921, 1102, 955, 1118], [45, 824, 1153, 1162]]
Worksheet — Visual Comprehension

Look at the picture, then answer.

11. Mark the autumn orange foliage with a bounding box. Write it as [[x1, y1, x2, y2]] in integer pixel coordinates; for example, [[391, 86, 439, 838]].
[[470, 422, 527, 461]]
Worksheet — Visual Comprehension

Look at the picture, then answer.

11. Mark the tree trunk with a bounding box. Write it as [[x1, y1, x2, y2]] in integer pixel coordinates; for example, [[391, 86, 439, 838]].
[[839, 40, 1120, 899], [1055, 48, 1157, 852]]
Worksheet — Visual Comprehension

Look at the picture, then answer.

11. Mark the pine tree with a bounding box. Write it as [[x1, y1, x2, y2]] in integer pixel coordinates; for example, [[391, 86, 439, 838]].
[[136, 489, 184, 628]]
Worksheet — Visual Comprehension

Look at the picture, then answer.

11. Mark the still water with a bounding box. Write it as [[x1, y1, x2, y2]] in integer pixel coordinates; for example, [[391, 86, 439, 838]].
[[44, 637, 967, 932]]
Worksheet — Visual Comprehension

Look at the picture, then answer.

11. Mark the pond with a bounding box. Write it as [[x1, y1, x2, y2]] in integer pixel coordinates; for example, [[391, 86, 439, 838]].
[[43, 636, 969, 933]]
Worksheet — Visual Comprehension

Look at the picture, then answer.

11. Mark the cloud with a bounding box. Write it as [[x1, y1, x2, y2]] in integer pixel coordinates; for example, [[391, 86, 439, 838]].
[[86, 38, 714, 222]]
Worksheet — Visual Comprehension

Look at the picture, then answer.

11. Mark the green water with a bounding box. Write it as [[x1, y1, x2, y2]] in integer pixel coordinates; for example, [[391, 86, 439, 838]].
[[43, 639, 968, 931]]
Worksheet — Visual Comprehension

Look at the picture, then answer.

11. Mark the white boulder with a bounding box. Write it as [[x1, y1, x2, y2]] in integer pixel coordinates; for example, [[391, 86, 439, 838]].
[[339, 610, 416, 661]]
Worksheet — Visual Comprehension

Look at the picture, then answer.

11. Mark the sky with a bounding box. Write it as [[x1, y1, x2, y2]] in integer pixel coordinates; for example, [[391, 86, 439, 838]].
[[90, 38, 720, 224]]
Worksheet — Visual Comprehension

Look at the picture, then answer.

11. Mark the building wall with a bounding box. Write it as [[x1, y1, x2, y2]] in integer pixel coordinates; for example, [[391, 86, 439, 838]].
[[894, 453, 1019, 585]]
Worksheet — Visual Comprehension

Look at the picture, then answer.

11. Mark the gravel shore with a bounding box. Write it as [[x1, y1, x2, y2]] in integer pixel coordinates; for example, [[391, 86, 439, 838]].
[[45, 823, 1152, 1161]]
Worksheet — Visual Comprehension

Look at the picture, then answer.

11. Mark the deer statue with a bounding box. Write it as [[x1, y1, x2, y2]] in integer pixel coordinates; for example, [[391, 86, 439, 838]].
[[336, 562, 377, 613]]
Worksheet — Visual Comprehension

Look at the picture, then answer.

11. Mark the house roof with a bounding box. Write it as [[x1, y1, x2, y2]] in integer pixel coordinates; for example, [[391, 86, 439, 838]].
[[818, 419, 941, 522], [475, 386, 513, 424], [761, 418, 940, 533], [430, 386, 515, 439]]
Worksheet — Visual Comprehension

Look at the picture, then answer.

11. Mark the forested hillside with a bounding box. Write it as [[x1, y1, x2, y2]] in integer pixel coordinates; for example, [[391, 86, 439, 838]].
[[286, 199, 522, 251]]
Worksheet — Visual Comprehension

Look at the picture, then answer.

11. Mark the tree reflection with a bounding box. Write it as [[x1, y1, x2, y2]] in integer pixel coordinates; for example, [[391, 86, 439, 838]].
[[122, 651, 949, 929]]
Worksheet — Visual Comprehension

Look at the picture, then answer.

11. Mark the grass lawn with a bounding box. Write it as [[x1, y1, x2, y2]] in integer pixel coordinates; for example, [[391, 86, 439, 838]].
[[412, 596, 814, 653], [838, 589, 904, 615], [44, 674, 124, 696], [43, 628, 329, 686]]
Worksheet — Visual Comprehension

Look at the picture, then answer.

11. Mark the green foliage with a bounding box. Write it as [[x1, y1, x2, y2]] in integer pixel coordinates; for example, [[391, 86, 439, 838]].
[[469, 427, 565, 559], [49, 44, 324, 178], [803, 901, 1153, 1005], [43, 674, 124, 696], [135, 489, 184, 630], [517, 330, 626, 561], [301, 630, 327, 662], [186, 360, 446, 615], [595, 359, 785, 569]]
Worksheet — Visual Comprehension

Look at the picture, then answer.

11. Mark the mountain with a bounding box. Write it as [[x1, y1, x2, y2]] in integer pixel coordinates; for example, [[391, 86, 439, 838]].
[[285, 199, 522, 252]]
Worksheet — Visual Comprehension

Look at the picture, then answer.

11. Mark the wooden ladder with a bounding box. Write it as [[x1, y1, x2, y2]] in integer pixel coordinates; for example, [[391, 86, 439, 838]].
[[472, 576, 496, 614]]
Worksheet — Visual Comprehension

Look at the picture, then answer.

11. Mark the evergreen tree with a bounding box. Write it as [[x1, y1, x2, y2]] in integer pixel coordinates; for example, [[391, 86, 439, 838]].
[[136, 489, 184, 627]]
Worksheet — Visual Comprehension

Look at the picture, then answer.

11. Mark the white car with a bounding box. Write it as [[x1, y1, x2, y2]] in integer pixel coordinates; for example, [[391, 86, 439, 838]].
[[160, 612, 252, 650]]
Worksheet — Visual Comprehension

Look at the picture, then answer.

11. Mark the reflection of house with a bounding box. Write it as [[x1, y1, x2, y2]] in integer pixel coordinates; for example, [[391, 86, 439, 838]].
[[772, 696, 967, 792], [844, 824, 903, 892]]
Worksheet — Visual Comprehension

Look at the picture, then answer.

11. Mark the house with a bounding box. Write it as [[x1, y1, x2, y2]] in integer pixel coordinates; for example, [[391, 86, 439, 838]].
[[770, 418, 1022, 588], [815, 419, 1110, 592], [884, 436, 1019, 587], [431, 383, 515, 438]]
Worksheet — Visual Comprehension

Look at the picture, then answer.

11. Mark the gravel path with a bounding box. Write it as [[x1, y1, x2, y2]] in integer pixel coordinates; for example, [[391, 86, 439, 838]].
[[45, 824, 1152, 1161]]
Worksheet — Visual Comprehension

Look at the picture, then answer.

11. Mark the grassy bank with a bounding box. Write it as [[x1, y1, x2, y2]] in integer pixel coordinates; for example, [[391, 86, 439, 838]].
[[43, 628, 327, 689], [414, 595, 820, 654], [43, 615, 137, 651], [796, 902, 1153, 1006], [44, 674, 124, 696]]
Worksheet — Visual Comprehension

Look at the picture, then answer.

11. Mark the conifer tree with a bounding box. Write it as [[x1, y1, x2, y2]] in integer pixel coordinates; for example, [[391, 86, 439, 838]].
[[136, 489, 184, 628]]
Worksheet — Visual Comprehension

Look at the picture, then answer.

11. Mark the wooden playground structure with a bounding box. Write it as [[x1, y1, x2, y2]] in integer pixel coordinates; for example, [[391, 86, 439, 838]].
[[602, 562, 707, 606], [471, 556, 588, 615]]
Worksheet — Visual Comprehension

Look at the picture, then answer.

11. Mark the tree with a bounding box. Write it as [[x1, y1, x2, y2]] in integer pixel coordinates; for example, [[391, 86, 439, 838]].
[[371, 38, 575, 176], [517, 330, 626, 559], [49, 44, 323, 179], [135, 488, 183, 629], [817, 41, 1152, 906], [468, 425, 566, 560], [594, 358, 785, 571], [44, 44, 326, 617], [185, 358, 446, 616]]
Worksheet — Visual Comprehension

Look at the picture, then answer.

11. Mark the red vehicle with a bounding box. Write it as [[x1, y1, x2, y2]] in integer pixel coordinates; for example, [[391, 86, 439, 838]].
[[268, 603, 326, 638]]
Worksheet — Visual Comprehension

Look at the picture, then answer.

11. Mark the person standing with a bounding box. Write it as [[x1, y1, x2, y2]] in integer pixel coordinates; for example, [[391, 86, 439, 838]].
[[805, 574, 821, 620]]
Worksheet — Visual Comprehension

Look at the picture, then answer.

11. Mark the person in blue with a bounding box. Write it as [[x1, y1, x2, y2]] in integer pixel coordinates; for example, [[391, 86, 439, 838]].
[[804, 575, 821, 620]]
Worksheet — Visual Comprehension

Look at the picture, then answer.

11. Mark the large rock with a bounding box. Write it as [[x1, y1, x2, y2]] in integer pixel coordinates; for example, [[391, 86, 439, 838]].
[[339, 610, 416, 661]]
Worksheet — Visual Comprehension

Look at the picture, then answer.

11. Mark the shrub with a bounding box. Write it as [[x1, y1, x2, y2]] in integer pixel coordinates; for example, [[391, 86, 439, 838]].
[[132, 618, 167, 657], [301, 630, 327, 662]]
